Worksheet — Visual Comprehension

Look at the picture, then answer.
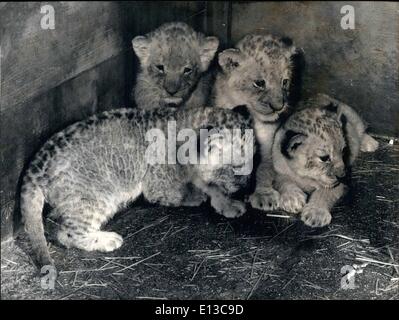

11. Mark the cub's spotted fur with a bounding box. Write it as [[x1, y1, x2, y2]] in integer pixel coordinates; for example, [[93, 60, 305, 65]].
[[273, 94, 379, 227], [132, 22, 219, 109], [212, 33, 301, 211], [21, 106, 254, 267]]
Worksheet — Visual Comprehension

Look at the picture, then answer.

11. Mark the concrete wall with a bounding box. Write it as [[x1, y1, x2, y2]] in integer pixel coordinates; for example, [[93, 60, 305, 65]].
[[1, 1, 397, 240], [230, 1, 399, 137]]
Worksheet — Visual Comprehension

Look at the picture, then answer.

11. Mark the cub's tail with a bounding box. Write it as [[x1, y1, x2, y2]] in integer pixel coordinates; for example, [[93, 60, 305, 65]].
[[360, 134, 379, 153], [20, 177, 53, 267]]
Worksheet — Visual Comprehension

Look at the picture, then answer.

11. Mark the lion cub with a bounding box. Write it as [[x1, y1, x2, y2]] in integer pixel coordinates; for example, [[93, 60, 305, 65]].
[[273, 94, 379, 227], [211, 33, 301, 211], [132, 22, 219, 109], [21, 105, 254, 267]]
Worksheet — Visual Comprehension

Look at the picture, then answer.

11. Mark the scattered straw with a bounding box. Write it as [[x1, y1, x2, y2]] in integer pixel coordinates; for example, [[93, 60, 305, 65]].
[[1, 258, 18, 265], [387, 247, 399, 275], [103, 256, 141, 260], [80, 291, 102, 299], [162, 226, 188, 241], [136, 296, 168, 300], [250, 249, 260, 279], [375, 279, 380, 296], [304, 233, 370, 244], [269, 222, 296, 241], [115, 252, 161, 273], [265, 214, 292, 219], [337, 241, 352, 248], [190, 257, 207, 281], [59, 266, 118, 274], [246, 269, 269, 300], [125, 215, 169, 239], [302, 280, 326, 291], [282, 274, 297, 290], [355, 256, 399, 267], [161, 225, 174, 241]]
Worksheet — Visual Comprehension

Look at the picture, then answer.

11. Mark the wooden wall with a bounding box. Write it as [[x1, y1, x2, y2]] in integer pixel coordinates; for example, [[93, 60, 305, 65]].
[[0, 2, 125, 240], [230, 1, 399, 137], [1, 2, 397, 240], [0, 1, 219, 240]]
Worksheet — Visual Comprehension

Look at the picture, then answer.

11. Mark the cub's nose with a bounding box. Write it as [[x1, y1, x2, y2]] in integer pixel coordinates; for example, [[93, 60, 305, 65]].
[[335, 167, 346, 178], [270, 104, 284, 111], [263, 101, 283, 111], [165, 88, 178, 96]]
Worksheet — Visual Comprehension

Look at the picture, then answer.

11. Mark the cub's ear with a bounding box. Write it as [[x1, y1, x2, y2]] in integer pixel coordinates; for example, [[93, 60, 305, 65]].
[[281, 130, 307, 158], [200, 36, 219, 71], [232, 105, 251, 119], [324, 102, 347, 126], [324, 102, 339, 114], [218, 48, 242, 73], [287, 47, 303, 62], [280, 36, 294, 47], [132, 36, 150, 65]]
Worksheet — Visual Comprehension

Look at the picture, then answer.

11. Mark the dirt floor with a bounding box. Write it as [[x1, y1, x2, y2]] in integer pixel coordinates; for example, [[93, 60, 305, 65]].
[[1, 137, 398, 300]]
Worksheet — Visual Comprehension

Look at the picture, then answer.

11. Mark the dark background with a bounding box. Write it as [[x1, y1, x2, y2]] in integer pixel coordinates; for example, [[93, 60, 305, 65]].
[[1, 1, 398, 241]]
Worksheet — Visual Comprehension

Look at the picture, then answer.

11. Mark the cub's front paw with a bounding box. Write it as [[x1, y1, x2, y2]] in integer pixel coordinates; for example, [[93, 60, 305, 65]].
[[212, 198, 246, 218], [182, 190, 207, 207], [249, 189, 280, 211], [301, 206, 332, 228], [360, 134, 379, 152], [280, 188, 307, 214]]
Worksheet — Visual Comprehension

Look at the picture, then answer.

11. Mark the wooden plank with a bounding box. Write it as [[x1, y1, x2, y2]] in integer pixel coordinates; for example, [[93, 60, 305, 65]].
[[120, 1, 207, 36], [0, 54, 126, 240], [0, 2, 125, 111], [230, 1, 399, 137], [204, 1, 232, 49]]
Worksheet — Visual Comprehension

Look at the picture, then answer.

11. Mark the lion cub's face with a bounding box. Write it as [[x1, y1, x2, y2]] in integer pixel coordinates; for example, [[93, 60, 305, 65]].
[[218, 34, 300, 122], [281, 113, 347, 188], [196, 106, 255, 194], [133, 23, 219, 108]]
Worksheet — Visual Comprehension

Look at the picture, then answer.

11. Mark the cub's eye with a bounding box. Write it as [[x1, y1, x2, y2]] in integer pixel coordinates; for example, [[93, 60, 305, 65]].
[[183, 67, 192, 75], [319, 155, 331, 162], [282, 79, 289, 88], [253, 80, 266, 90], [155, 65, 165, 73]]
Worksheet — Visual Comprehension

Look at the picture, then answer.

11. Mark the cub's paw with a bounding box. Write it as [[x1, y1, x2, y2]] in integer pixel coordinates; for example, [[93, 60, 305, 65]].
[[249, 189, 280, 211], [223, 200, 246, 218], [301, 206, 332, 228], [280, 188, 307, 214], [89, 231, 123, 252], [65, 231, 124, 252], [212, 198, 246, 218], [36, 252, 55, 269], [182, 190, 207, 207], [360, 134, 379, 152]]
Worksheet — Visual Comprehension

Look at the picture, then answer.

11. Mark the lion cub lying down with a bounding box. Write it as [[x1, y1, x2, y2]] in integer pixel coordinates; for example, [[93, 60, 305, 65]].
[[21, 105, 254, 267], [273, 94, 379, 227]]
